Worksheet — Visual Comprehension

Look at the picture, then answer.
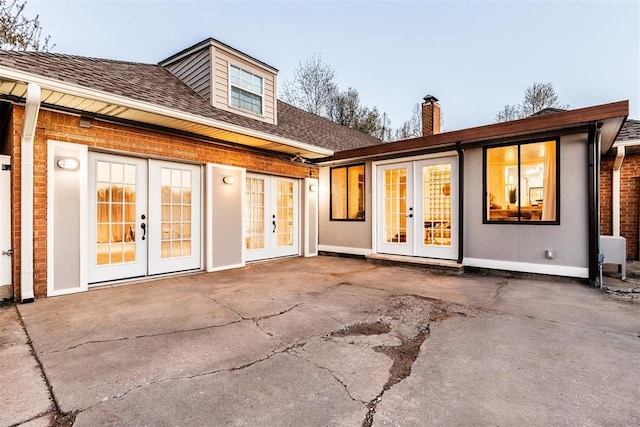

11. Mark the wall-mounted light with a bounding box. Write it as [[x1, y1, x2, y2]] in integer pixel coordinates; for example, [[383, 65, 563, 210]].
[[222, 176, 235, 185], [79, 118, 91, 129], [309, 184, 317, 193], [56, 157, 79, 171]]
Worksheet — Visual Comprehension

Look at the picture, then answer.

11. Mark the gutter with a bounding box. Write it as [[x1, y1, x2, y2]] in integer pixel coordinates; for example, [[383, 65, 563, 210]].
[[20, 83, 41, 303], [587, 122, 602, 286], [612, 146, 625, 236], [456, 142, 464, 264], [0, 66, 333, 158]]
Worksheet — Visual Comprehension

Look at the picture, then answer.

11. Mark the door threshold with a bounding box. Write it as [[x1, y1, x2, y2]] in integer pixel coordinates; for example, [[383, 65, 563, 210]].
[[88, 269, 204, 290], [366, 253, 464, 274], [245, 255, 300, 265]]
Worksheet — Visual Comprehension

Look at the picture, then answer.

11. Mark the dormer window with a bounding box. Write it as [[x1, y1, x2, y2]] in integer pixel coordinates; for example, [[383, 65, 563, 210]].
[[229, 64, 263, 115]]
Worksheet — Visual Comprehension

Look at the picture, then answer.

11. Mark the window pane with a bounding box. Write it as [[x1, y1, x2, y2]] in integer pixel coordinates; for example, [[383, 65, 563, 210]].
[[331, 167, 347, 219], [347, 165, 365, 219], [486, 140, 556, 222], [230, 64, 263, 115]]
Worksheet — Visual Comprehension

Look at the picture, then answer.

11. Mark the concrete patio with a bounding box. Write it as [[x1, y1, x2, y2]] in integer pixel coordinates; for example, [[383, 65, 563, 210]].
[[2, 256, 639, 426]]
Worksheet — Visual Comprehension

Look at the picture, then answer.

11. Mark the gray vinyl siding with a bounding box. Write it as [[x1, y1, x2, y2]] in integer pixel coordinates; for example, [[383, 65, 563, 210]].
[[163, 48, 211, 102]]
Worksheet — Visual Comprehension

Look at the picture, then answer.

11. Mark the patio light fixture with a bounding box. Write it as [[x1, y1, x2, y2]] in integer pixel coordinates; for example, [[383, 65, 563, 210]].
[[56, 157, 80, 171]]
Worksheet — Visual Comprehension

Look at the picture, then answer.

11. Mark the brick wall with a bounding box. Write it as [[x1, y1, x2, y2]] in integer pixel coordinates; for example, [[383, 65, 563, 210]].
[[11, 107, 319, 299], [600, 152, 640, 260]]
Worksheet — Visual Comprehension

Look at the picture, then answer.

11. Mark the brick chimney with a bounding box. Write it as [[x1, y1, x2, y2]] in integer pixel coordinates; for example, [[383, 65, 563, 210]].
[[421, 95, 441, 136]]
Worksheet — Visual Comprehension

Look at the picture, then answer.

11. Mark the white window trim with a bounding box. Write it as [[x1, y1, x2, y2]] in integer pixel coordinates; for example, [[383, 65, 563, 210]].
[[228, 63, 265, 117]]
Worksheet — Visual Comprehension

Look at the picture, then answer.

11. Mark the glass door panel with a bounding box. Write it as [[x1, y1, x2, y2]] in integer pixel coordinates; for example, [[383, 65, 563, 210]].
[[245, 174, 299, 261], [377, 162, 413, 256], [148, 160, 201, 275], [415, 157, 458, 259], [245, 176, 266, 251], [88, 153, 147, 283]]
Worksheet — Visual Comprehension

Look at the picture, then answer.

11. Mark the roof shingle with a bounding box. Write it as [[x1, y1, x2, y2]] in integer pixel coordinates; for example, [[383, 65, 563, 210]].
[[0, 50, 382, 153]]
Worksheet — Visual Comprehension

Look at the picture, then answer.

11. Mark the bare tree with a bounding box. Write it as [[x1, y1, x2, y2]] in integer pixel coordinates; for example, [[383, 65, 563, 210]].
[[280, 53, 337, 118], [521, 82, 567, 117], [394, 102, 422, 140], [281, 55, 392, 140], [495, 82, 568, 122], [0, 0, 52, 51], [495, 104, 521, 122]]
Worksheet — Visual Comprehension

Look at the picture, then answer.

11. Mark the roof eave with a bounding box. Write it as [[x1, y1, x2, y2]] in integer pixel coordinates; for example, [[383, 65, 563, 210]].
[[320, 100, 629, 163], [0, 65, 331, 158]]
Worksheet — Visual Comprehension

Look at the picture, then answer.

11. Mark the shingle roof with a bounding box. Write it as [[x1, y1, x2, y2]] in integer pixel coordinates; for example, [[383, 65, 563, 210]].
[[616, 119, 640, 142], [0, 51, 382, 152], [529, 107, 567, 117]]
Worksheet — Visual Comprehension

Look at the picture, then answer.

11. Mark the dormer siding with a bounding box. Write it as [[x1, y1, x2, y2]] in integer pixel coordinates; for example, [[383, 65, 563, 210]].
[[160, 38, 277, 125]]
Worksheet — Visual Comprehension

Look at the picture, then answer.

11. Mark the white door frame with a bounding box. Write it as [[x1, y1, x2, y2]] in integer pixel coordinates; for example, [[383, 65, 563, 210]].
[[414, 156, 458, 260], [0, 155, 11, 293], [245, 173, 300, 261], [148, 160, 202, 275], [376, 162, 414, 256], [88, 153, 148, 283], [373, 152, 459, 260]]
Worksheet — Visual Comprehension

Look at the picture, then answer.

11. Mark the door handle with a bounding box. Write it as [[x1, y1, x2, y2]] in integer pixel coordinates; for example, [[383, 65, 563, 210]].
[[140, 223, 146, 241], [272, 214, 276, 233], [2, 249, 11, 256]]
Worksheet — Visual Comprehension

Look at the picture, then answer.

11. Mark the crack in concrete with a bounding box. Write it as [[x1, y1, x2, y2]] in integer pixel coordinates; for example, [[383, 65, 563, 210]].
[[311, 305, 347, 328], [15, 307, 72, 426], [492, 279, 510, 300], [43, 318, 245, 355], [317, 281, 352, 295], [80, 341, 306, 415], [288, 351, 367, 405]]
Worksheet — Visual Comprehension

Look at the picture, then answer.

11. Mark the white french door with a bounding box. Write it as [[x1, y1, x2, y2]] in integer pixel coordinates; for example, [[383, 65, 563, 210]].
[[377, 156, 458, 260], [377, 162, 414, 256], [148, 160, 201, 275], [0, 155, 11, 289], [245, 173, 299, 261], [88, 154, 148, 283], [88, 153, 201, 283]]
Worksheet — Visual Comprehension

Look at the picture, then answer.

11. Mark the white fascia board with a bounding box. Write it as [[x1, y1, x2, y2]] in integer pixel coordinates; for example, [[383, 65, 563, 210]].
[[0, 66, 333, 157]]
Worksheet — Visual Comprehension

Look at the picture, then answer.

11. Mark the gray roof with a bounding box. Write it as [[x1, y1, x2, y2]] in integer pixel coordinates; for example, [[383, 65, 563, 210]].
[[0, 51, 382, 153], [616, 119, 640, 142]]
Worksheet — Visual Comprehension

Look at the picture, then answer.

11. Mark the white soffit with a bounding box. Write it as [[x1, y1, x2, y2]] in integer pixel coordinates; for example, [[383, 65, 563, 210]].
[[0, 72, 333, 159]]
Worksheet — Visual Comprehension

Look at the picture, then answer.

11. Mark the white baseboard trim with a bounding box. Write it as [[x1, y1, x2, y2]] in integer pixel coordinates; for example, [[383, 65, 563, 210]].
[[318, 245, 372, 256], [207, 263, 246, 273], [463, 258, 589, 278]]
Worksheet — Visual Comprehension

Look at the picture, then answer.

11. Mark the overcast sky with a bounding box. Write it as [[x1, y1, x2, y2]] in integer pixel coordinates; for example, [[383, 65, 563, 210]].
[[26, 0, 639, 131]]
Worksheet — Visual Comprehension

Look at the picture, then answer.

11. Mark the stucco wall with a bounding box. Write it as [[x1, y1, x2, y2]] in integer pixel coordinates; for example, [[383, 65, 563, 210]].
[[464, 133, 589, 273], [318, 163, 373, 253]]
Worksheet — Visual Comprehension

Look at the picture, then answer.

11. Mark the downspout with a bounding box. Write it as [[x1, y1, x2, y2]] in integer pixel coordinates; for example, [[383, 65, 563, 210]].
[[456, 142, 464, 264], [20, 83, 41, 303], [612, 146, 625, 236], [587, 122, 602, 286]]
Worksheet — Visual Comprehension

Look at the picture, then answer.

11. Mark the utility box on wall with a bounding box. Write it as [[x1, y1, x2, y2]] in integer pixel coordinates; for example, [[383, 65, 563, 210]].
[[600, 235, 626, 280]]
